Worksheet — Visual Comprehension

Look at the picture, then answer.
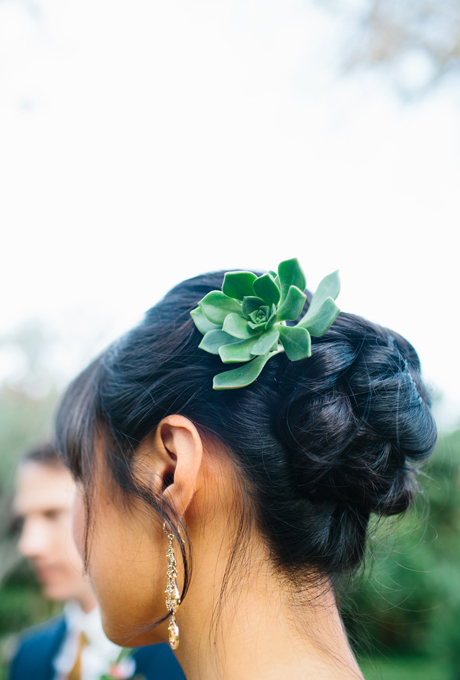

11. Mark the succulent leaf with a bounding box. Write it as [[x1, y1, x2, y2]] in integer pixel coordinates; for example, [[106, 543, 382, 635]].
[[249, 306, 270, 325], [266, 307, 278, 329], [276, 285, 306, 322], [222, 313, 252, 339], [219, 337, 260, 363], [297, 297, 340, 336], [248, 320, 266, 331], [253, 273, 280, 306], [213, 353, 273, 390], [190, 307, 220, 335], [278, 258, 306, 303], [251, 328, 280, 356], [199, 329, 240, 355], [222, 271, 258, 300], [301, 270, 340, 321], [199, 291, 242, 325], [277, 325, 311, 360], [242, 296, 266, 319]]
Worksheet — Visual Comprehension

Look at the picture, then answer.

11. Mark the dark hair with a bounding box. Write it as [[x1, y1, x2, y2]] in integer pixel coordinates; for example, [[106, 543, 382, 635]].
[[22, 442, 64, 469], [55, 270, 437, 598]]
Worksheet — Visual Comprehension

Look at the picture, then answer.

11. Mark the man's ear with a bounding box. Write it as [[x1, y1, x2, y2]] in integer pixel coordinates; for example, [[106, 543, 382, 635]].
[[136, 415, 203, 519]]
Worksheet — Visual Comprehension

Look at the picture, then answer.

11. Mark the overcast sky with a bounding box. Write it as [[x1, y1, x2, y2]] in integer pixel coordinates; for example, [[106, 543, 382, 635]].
[[0, 0, 458, 428]]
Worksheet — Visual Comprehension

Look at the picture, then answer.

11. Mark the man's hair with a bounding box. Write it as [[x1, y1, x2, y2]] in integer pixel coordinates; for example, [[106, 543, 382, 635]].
[[22, 442, 64, 469]]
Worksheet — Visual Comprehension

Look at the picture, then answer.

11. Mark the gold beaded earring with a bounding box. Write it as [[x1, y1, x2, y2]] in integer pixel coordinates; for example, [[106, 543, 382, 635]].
[[163, 523, 182, 650]]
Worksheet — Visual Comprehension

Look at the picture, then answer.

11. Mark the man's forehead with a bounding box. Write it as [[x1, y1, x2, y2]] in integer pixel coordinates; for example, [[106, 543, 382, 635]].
[[14, 462, 76, 515]]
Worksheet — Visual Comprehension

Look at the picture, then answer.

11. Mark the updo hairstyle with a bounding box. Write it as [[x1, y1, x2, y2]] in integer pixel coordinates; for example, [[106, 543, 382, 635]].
[[55, 271, 437, 595]]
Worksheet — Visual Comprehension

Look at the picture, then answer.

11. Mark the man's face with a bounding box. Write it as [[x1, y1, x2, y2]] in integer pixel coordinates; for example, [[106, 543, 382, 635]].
[[14, 461, 91, 604]]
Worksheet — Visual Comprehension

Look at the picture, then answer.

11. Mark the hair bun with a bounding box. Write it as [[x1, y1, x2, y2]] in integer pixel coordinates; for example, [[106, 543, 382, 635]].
[[274, 312, 437, 516]]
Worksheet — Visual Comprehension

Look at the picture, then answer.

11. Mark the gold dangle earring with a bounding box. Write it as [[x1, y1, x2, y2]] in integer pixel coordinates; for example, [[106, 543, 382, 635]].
[[163, 523, 182, 650]]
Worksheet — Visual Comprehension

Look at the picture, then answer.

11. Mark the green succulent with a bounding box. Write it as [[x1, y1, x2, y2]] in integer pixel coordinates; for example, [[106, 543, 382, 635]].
[[190, 258, 340, 390]]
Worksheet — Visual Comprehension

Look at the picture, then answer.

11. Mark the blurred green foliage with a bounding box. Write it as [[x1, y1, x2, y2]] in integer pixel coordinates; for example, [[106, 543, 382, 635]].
[[0, 385, 58, 580], [0, 382, 59, 673], [0, 561, 58, 639], [360, 655, 453, 680], [344, 427, 460, 679]]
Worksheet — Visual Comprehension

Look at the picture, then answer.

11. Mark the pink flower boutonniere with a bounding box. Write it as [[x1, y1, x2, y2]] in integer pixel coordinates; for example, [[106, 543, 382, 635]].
[[100, 648, 145, 680]]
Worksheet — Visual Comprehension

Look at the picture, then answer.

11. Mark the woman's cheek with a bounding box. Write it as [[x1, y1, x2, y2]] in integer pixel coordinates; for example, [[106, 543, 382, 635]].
[[71, 484, 86, 559]]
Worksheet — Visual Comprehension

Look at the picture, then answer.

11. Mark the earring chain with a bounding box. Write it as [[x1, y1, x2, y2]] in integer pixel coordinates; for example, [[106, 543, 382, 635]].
[[163, 522, 180, 650]]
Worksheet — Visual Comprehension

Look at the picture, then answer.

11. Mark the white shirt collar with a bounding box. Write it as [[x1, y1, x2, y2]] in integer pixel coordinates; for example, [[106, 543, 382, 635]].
[[63, 601, 119, 656]]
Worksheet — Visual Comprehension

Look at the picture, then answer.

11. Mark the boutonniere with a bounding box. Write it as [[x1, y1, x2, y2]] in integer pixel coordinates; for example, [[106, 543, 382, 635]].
[[100, 648, 144, 680]]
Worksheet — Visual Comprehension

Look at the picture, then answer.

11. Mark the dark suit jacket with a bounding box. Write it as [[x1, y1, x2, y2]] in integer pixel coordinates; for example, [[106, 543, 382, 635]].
[[9, 615, 186, 680]]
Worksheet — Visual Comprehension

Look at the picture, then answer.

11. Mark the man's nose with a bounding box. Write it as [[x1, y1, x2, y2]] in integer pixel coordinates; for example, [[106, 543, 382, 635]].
[[18, 518, 50, 559]]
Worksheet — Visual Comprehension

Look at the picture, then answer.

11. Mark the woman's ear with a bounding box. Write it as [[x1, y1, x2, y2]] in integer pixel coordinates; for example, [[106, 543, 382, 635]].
[[136, 415, 203, 519]]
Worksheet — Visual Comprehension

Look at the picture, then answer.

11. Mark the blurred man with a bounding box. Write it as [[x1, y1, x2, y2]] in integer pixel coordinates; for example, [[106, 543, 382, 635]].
[[9, 443, 185, 680]]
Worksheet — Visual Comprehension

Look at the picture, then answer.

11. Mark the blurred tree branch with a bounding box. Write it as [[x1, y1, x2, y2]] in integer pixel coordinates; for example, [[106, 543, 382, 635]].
[[323, 0, 460, 95]]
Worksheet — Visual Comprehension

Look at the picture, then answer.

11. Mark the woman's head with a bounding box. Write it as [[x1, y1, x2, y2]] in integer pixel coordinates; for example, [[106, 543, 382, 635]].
[[55, 269, 437, 644]]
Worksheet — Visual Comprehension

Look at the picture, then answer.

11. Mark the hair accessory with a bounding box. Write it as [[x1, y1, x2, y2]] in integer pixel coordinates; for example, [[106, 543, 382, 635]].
[[163, 523, 181, 650], [190, 258, 340, 390]]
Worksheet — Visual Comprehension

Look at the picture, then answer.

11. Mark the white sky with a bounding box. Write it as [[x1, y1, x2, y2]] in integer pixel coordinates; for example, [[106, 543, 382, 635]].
[[0, 0, 458, 428]]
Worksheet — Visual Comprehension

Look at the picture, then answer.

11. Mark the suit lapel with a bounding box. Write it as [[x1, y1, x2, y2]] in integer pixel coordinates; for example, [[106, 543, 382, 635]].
[[39, 616, 68, 680]]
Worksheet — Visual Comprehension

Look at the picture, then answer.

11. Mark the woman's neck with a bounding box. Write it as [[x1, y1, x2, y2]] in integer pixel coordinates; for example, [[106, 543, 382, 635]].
[[173, 539, 363, 680]]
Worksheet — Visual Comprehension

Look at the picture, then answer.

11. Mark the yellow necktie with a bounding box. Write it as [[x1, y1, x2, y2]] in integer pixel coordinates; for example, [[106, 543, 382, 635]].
[[67, 631, 89, 680]]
